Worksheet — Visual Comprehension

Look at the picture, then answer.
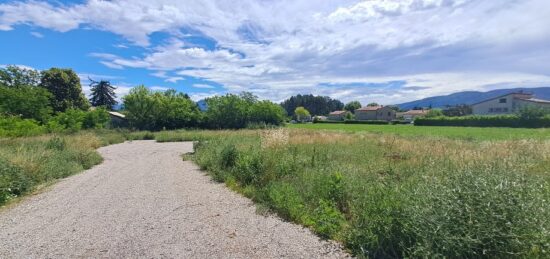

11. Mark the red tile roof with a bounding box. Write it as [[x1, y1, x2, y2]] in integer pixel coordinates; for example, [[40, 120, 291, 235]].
[[329, 110, 348, 115], [356, 105, 383, 111]]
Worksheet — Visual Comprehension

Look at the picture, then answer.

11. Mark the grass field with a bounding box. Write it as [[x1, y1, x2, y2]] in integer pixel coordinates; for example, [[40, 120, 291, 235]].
[[159, 129, 550, 258], [2, 128, 549, 258], [288, 123, 550, 140]]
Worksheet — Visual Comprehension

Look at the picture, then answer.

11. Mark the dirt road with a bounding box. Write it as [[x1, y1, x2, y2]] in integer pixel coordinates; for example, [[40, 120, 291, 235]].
[[0, 140, 349, 258]]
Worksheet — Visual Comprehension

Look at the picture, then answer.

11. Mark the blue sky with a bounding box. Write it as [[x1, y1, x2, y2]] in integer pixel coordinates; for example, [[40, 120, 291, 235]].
[[1, 0, 550, 105]]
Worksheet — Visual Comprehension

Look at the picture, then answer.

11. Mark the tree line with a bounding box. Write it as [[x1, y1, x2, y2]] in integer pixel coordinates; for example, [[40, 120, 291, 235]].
[[1, 65, 372, 134]]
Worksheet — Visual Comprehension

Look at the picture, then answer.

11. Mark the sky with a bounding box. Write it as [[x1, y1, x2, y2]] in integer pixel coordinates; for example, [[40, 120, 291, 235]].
[[1, 0, 550, 105]]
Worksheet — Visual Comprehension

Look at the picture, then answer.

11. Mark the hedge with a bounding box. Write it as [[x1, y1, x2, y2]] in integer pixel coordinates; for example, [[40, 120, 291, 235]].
[[314, 120, 390, 125], [414, 115, 550, 128]]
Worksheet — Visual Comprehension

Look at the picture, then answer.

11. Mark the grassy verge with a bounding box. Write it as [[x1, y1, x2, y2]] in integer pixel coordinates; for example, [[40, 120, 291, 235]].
[[288, 123, 550, 141], [0, 129, 154, 206], [166, 128, 550, 258]]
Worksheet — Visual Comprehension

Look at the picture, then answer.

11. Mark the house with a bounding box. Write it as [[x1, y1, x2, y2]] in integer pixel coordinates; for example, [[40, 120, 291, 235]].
[[401, 109, 429, 122], [471, 92, 550, 115], [108, 111, 127, 127], [327, 110, 349, 121], [355, 106, 396, 121]]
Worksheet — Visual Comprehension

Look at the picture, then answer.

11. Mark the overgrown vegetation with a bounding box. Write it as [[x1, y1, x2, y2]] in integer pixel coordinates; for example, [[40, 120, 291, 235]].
[[0, 130, 153, 206], [162, 129, 549, 258]]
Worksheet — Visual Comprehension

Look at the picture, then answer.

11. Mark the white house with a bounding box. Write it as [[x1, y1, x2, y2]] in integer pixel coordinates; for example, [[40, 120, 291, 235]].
[[471, 92, 550, 115]]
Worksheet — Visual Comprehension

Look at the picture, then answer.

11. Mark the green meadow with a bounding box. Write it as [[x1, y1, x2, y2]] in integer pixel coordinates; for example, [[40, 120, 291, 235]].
[[288, 123, 550, 140]]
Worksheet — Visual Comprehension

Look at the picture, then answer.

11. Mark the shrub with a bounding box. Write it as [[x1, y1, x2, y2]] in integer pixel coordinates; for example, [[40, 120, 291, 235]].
[[415, 115, 550, 128], [0, 159, 30, 204], [314, 120, 390, 125], [0, 116, 45, 137]]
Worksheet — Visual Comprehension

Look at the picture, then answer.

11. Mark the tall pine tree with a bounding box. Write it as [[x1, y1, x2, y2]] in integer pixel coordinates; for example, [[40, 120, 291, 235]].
[[89, 78, 117, 110]]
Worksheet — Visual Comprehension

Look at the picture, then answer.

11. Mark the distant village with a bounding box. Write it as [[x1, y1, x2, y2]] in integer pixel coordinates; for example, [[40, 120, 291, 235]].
[[308, 92, 550, 123]]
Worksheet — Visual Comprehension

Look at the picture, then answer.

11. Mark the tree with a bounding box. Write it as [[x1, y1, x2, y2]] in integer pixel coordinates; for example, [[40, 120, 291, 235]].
[[344, 101, 362, 113], [443, 105, 472, 117], [367, 102, 379, 107], [249, 100, 286, 126], [517, 106, 549, 120], [0, 65, 41, 87], [294, 106, 311, 122], [281, 94, 344, 116], [0, 86, 52, 122], [0, 66, 52, 122], [205, 94, 252, 129], [40, 68, 89, 112], [122, 85, 200, 130], [89, 78, 118, 110], [425, 109, 444, 118]]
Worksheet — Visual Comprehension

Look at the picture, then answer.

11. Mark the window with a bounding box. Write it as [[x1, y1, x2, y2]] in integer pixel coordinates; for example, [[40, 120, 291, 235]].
[[489, 108, 494, 112], [503, 108, 508, 112], [388, 112, 391, 116], [499, 98, 507, 103], [495, 108, 502, 112]]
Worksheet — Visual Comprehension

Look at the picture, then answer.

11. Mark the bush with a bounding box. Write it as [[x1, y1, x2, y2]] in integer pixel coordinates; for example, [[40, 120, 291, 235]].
[[0, 116, 46, 137], [415, 115, 550, 128], [47, 108, 109, 133], [0, 159, 30, 204], [123, 86, 201, 130], [314, 120, 390, 125]]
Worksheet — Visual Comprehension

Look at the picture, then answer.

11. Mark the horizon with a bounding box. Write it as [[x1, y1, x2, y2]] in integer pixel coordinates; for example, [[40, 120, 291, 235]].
[[1, 0, 550, 105]]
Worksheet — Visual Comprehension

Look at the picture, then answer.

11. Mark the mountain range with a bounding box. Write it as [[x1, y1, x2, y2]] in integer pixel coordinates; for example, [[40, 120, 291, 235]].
[[396, 87, 550, 110]]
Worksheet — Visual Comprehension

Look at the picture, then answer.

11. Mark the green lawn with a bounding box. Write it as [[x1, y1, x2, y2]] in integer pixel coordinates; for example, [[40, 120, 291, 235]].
[[287, 123, 550, 140]]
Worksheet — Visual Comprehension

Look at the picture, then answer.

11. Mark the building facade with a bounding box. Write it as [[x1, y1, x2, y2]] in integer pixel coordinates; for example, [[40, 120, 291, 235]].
[[471, 93, 550, 115], [327, 110, 349, 121], [355, 106, 396, 121]]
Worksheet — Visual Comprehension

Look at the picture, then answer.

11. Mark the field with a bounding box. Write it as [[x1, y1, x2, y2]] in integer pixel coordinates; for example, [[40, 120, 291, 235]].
[[162, 128, 550, 258], [288, 123, 550, 140], [2, 128, 549, 258]]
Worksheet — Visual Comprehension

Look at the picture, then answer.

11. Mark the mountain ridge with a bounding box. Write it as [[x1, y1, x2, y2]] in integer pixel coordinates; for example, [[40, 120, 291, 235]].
[[396, 87, 550, 110]]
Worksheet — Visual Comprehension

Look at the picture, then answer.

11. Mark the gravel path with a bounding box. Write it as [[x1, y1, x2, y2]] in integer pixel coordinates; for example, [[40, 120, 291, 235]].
[[0, 140, 350, 258]]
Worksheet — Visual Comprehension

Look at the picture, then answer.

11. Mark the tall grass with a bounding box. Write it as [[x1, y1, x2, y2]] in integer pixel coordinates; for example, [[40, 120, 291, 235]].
[[184, 129, 549, 258], [0, 130, 154, 206]]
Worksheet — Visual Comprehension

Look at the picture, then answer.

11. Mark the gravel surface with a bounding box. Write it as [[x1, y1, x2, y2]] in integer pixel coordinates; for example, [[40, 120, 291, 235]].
[[0, 140, 350, 258]]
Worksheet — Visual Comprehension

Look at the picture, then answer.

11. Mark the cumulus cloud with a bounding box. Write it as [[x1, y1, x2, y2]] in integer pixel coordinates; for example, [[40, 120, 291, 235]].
[[2, 0, 550, 104]]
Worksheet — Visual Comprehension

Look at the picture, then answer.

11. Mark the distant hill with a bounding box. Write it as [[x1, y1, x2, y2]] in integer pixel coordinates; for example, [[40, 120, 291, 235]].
[[396, 87, 550, 110]]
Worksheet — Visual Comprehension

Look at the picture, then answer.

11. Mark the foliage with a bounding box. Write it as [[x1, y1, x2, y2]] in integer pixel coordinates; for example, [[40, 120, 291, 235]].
[[367, 102, 379, 107], [314, 119, 389, 125], [0, 116, 46, 137], [0, 85, 53, 122], [205, 92, 285, 129], [249, 100, 287, 125], [205, 93, 252, 129], [344, 101, 362, 113], [443, 104, 472, 117], [281, 94, 344, 116], [180, 129, 550, 258], [123, 86, 201, 130], [89, 78, 118, 110], [344, 112, 354, 121], [415, 114, 550, 128], [294, 106, 311, 122], [424, 108, 444, 118], [0, 65, 41, 87], [517, 105, 549, 120], [40, 68, 90, 112], [47, 108, 110, 133]]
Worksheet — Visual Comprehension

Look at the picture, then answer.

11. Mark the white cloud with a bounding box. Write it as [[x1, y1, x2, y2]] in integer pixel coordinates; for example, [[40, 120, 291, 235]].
[[192, 84, 215, 89], [2, 0, 550, 104], [150, 86, 170, 91], [30, 31, 43, 38]]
